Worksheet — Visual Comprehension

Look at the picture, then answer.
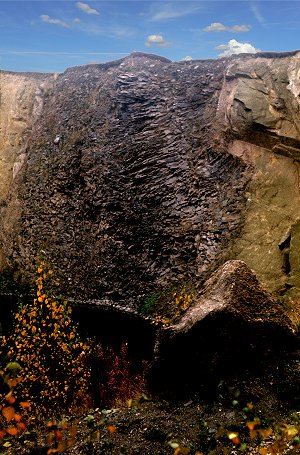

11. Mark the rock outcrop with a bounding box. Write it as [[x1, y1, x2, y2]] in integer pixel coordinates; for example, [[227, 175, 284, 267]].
[[217, 51, 300, 145], [0, 70, 55, 268], [1, 51, 300, 312], [215, 52, 300, 300], [148, 260, 296, 394], [0, 54, 249, 303]]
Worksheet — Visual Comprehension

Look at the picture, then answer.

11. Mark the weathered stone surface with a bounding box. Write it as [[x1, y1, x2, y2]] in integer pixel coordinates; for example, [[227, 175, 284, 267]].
[[0, 71, 54, 201], [0, 71, 55, 268], [217, 52, 300, 148], [1, 51, 300, 310], [214, 52, 300, 298], [0, 54, 249, 304], [227, 140, 300, 296], [148, 260, 296, 394]]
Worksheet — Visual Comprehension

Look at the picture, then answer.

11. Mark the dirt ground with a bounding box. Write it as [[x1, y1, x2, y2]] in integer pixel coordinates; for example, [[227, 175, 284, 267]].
[[4, 347, 300, 455]]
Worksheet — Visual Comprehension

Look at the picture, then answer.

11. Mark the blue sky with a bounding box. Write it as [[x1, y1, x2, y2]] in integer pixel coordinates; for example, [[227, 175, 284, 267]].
[[1, 1, 300, 72]]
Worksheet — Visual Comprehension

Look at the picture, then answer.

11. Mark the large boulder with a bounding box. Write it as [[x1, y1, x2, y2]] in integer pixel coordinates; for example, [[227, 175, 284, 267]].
[[148, 260, 297, 395]]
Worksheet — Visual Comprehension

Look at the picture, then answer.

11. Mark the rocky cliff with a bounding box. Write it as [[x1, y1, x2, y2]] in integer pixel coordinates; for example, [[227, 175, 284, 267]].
[[0, 70, 56, 269], [216, 51, 300, 305], [1, 51, 300, 313]]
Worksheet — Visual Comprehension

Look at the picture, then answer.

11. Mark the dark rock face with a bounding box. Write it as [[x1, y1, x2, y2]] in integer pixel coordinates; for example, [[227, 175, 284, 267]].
[[2, 51, 300, 311], [147, 260, 296, 395], [1, 54, 249, 304], [1, 53, 300, 396]]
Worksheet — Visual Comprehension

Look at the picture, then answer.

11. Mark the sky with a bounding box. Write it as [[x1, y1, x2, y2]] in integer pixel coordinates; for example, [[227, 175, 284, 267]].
[[0, 0, 300, 73]]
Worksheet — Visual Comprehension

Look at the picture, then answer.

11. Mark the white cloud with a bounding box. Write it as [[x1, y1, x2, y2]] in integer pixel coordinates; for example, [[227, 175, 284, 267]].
[[74, 18, 81, 24], [250, 2, 265, 25], [145, 34, 168, 48], [150, 3, 202, 21], [204, 22, 227, 32], [216, 39, 260, 57], [231, 25, 251, 33], [76, 2, 100, 15], [181, 55, 193, 61], [204, 22, 251, 33], [40, 15, 69, 28]]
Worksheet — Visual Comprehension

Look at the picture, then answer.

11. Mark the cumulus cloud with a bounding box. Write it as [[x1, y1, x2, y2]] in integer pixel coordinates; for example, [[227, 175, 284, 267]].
[[40, 15, 69, 28], [204, 22, 251, 32], [145, 34, 168, 47], [216, 39, 260, 56], [76, 2, 100, 15]]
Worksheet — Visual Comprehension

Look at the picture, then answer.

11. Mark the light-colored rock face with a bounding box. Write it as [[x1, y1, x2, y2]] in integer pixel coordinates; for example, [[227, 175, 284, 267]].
[[214, 52, 300, 298], [0, 71, 54, 268], [0, 72, 53, 199], [1, 52, 300, 307], [228, 140, 300, 295], [217, 53, 300, 143]]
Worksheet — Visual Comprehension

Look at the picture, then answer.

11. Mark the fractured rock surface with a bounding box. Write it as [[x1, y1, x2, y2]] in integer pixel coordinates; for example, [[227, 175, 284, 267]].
[[1, 52, 300, 307], [0, 54, 249, 303]]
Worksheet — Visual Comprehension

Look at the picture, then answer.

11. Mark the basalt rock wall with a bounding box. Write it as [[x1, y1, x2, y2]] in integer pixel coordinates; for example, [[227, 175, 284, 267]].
[[1, 52, 300, 308]]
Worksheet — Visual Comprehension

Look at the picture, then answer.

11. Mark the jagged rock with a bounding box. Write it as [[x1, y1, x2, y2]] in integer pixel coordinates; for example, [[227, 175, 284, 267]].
[[1, 52, 300, 308], [0, 54, 250, 304], [147, 260, 296, 395]]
